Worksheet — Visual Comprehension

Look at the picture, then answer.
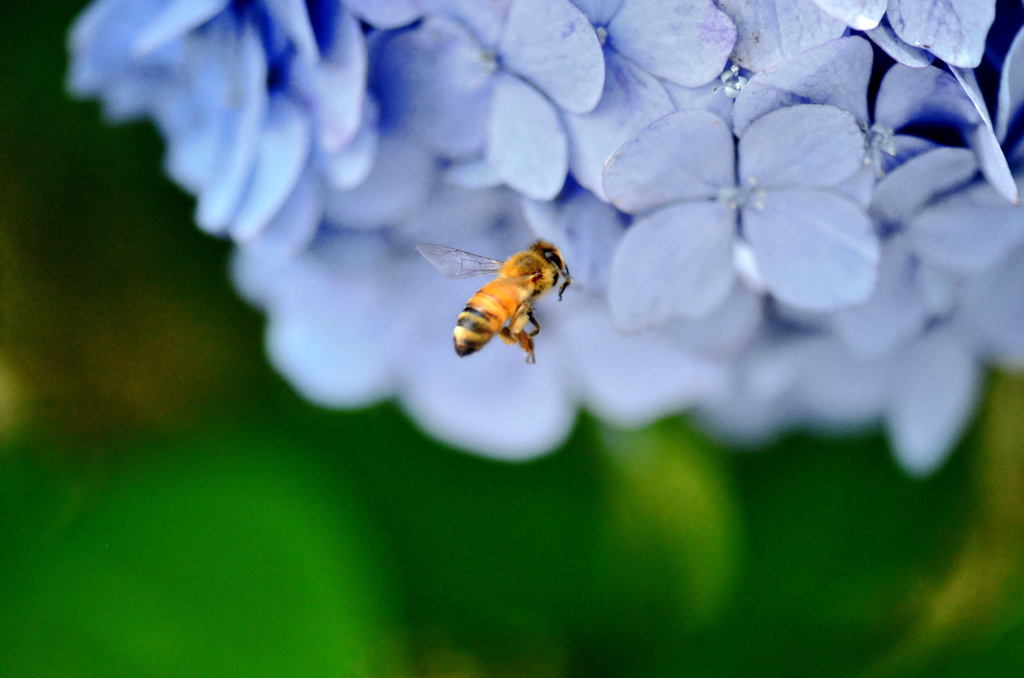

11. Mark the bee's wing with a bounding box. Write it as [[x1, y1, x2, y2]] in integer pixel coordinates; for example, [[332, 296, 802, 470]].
[[416, 244, 504, 279]]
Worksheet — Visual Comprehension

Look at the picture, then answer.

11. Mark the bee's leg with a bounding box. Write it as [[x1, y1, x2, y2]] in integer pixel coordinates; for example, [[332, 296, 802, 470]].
[[498, 327, 516, 345], [508, 305, 535, 363], [517, 332, 536, 364], [527, 310, 541, 337]]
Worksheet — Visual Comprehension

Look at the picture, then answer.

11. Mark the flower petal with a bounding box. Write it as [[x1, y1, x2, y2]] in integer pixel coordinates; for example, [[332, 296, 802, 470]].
[[232, 97, 312, 241], [609, 201, 736, 330], [716, 0, 846, 72], [195, 23, 268, 232], [603, 110, 734, 213], [670, 282, 763, 357], [807, 0, 885, 30], [887, 330, 979, 476], [307, 8, 366, 153], [887, 0, 996, 68], [831, 243, 929, 359], [906, 182, 1024, 274], [738, 104, 865, 188], [950, 66, 1019, 204], [997, 25, 1024, 143], [443, 158, 503, 189], [874, 64, 978, 133], [417, 0, 510, 47], [563, 52, 674, 201], [572, 0, 624, 24], [790, 339, 888, 425], [870, 146, 977, 228], [744, 188, 878, 310], [246, 167, 323, 260], [865, 17, 934, 68], [963, 247, 1024, 361], [498, 0, 605, 113], [345, 0, 421, 28], [662, 78, 735, 122], [232, 235, 402, 408], [324, 133, 435, 228], [732, 36, 873, 136], [607, 0, 736, 87], [371, 17, 491, 158], [486, 72, 568, 200], [265, 0, 319, 62], [132, 0, 228, 57], [558, 298, 728, 426], [321, 106, 378, 190]]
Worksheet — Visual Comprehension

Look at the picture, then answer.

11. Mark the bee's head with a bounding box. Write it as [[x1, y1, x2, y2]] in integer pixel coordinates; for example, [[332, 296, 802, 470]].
[[531, 240, 572, 300]]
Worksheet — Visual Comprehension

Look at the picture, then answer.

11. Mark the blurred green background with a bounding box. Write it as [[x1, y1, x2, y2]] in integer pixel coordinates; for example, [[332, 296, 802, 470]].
[[3, 4, 1024, 677]]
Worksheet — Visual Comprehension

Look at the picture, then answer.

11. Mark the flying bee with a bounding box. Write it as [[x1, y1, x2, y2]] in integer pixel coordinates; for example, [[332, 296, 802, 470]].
[[416, 240, 572, 364]]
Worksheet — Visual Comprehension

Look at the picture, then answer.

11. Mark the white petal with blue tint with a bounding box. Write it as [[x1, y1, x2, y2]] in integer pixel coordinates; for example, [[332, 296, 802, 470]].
[[907, 184, 1024, 274], [246, 167, 323, 261], [572, 0, 624, 24], [887, 330, 979, 476], [791, 339, 887, 425], [265, 0, 319, 62], [963, 248, 1024, 361], [716, 0, 846, 72], [522, 187, 626, 294], [486, 73, 568, 200], [558, 298, 728, 427], [417, 0, 511, 48], [321, 110, 378, 190], [950, 67, 1019, 204], [564, 52, 674, 201], [232, 97, 312, 241], [372, 18, 492, 158], [345, 0, 421, 28], [865, 18, 933, 68], [498, 0, 605, 114], [887, 0, 996, 68], [739, 105, 865, 188], [396, 185, 516, 245], [607, 0, 736, 87], [744, 188, 878, 311], [443, 158, 502, 189], [662, 79, 735, 123], [609, 201, 736, 330], [732, 37, 873, 135], [132, 0, 227, 57], [808, 0, 885, 29], [873, 64, 978, 133], [308, 8, 366, 153], [870, 147, 977, 227], [233, 237, 403, 408], [196, 23, 267, 232], [670, 283, 763, 357], [324, 133, 435, 228], [997, 26, 1024, 143], [603, 110, 734, 213], [831, 243, 929, 359]]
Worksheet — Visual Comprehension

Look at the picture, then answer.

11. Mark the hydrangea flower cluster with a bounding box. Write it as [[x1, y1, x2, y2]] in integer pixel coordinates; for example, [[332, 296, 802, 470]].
[[70, 0, 1024, 474]]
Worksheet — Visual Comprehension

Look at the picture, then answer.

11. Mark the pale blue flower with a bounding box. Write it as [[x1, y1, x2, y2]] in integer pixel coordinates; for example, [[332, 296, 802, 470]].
[[373, 0, 605, 199], [603, 104, 877, 329]]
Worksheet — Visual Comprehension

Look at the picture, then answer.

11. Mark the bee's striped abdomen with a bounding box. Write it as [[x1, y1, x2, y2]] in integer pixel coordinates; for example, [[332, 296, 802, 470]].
[[453, 281, 523, 357]]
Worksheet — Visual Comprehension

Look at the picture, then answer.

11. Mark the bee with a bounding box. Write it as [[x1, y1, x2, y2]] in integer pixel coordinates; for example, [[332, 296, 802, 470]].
[[417, 240, 572, 364]]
